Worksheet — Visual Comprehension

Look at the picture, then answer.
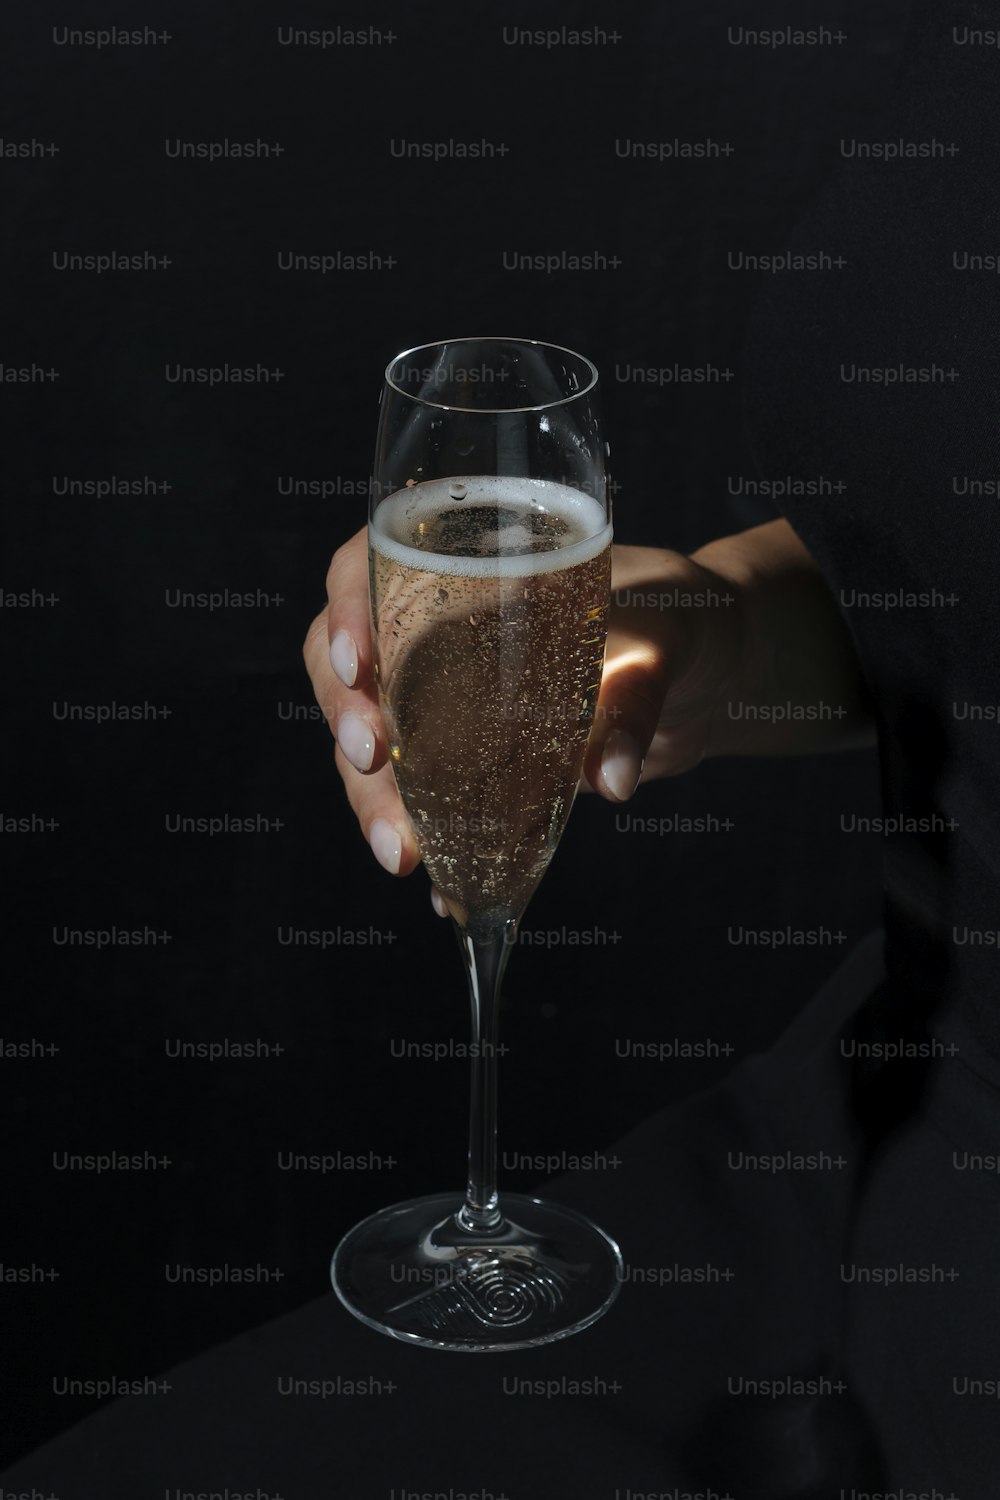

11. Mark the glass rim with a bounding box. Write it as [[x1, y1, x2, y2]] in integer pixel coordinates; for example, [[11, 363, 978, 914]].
[[383, 335, 600, 414]]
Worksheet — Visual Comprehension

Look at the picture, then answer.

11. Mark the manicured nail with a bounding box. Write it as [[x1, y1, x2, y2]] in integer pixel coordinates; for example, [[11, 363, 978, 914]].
[[430, 886, 448, 918], [600, 729, 644, 802], [370, 819, 402, 874], [337, 711, 375, 772], [330, 630, 358, 687]]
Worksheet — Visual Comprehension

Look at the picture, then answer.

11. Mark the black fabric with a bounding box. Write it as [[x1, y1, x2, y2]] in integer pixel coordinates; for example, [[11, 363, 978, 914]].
[[745, 0, 1000, 1082], [7, 932, 999, 1490], [742, 2, 1000, 1481], [6, 0, 1000, 1492], [1, 935, 900, 1497]]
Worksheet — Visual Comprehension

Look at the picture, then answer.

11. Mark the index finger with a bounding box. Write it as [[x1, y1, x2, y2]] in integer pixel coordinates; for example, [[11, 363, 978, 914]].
[[326, 525, 374, 689]]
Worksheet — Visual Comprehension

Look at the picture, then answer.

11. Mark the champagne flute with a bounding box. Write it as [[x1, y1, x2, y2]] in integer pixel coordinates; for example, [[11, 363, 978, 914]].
[[331, 336, 622, 1350]]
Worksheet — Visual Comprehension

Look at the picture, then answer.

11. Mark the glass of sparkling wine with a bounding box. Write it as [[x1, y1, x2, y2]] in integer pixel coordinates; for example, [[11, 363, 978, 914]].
[[330, 336, 622, 1350]]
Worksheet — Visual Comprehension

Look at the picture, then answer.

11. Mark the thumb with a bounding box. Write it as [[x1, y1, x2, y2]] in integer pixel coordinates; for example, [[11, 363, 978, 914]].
[[582, 549, 740, 801], [583, 606, 726, 799], [582, 642, 671, 802]]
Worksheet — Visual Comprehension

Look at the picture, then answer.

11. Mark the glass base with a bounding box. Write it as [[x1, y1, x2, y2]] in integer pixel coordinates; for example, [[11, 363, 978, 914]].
[[331, 1192, 622, 1351]]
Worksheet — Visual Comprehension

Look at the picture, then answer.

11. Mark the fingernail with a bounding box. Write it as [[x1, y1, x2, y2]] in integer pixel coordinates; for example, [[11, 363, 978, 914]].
[[600, 729, 644, 802], [330, 630, 358, 687], [370, 819, 402, 874], [337, 711, 375, 772], [430, 886, 448, 918]]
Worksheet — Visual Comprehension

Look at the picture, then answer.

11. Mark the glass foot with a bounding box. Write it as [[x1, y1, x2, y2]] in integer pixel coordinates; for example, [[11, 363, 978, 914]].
[[331, 1192, 622, 1351]]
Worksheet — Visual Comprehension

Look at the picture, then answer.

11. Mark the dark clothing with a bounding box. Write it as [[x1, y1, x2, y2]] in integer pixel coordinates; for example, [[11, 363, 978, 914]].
[[747, 0, 1000, 1084], [744, 0, 1000, 1483], [4, 3, 998, 1494]]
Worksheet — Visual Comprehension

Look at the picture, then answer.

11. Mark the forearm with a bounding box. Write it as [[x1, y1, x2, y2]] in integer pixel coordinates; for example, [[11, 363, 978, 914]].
[[691, 519, 876, 756]]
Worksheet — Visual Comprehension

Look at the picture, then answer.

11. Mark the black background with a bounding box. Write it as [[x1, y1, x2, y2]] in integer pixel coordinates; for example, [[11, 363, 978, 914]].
[[1, 0, 906, 1468]]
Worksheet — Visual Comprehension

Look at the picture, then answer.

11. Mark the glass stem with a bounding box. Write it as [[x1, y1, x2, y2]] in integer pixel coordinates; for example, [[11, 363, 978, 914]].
[[454, 917, 517, 1233]]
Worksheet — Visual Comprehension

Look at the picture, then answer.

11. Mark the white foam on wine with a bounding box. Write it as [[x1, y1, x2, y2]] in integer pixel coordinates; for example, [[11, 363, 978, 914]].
[[369, 476, 612, 578]]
